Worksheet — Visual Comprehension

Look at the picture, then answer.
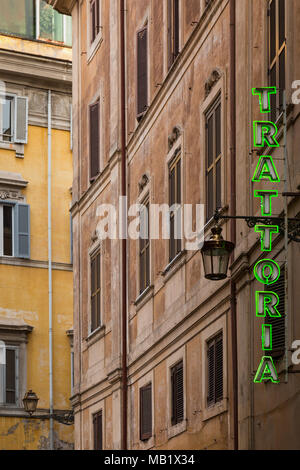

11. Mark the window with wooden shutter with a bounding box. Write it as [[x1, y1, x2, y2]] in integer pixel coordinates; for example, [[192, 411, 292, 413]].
[[137, 26, 148, 121], [167, 0, 180, 69], [90, 0, 100, 44], [89, 100, 100, 181], [140, 383, 152, 441], [93, 410, 103, 450], [265, 268, 285, 359], [15, 96, 28, 144], [206, 96, 222, 221], [268, 0, 286, 122], [169, 153, 182, 262], [15, 203, 30, 259], [171, 360, 184, 426], [139, 198, 150, 294], [91, 250, 101, 332], [207, 333, 223, 406]]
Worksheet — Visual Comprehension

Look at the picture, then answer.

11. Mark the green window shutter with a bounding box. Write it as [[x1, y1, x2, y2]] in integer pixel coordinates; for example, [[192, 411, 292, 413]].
[[15, 203, 30, 259], [14, 96, 28, 144]]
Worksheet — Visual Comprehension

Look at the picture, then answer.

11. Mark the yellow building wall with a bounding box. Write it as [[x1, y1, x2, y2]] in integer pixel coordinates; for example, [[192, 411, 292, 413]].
[[0, 124, 74, 449]]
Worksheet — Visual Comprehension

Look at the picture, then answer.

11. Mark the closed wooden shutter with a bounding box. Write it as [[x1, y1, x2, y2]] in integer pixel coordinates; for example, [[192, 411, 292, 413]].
[[6, 348, 16, 404], [173, 0, 180, 59], [14, 96, 28, 144], [90, 101, 100, 181], [14, 203, 30, 259], [171, 361, 184, 426], [91, 251, 101, 332], [93, 411, 103, 450], [265, 269, 285, 358], [140, 383, 152, 441], [207, 333, 223, 406], [137, 27, 148, 119]]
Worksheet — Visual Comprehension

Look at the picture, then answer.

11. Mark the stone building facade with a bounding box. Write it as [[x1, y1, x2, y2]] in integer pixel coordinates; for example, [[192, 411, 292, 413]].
[[51, 0, 300, 450], [0, 1, 74, 450]]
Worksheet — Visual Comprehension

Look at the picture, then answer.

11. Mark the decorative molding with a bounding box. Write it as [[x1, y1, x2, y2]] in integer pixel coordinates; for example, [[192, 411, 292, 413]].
[[138, 174, 149, 194], [168, 126, 182, 151], [0, 318, 33, 344], [205, 68, 222, 97], [0, 171, 28, 201]]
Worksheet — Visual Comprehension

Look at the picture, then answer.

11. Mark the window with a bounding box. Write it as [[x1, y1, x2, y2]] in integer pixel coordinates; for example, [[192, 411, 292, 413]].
[[0, 1, 72, 46], [0, 345, 19, 406], [167, 0, 180, 69], [265, 268, 285, 359], [0, 203, 30, 259], [39, 0, 72, 45], [0, 0, 35, 39], [140, 383, 152, 441], [207, 333, 223, 406], [169, 153, 182, 262], [90, 0, 100, 44], [137, 25, 148, 121], [0, 95, 28, 144], [89, 100, 100, 181], [171, 360, 184, 426], [139, 198, 150, 294], [269, 0, 286, 122], [93, 411, 103, 450], [91, 251, 101, 332], [206, 96, 222, 221]]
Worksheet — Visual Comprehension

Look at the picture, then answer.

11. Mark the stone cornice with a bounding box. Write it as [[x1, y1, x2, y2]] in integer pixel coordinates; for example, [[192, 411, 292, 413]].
[[0, 48, 72, 90]]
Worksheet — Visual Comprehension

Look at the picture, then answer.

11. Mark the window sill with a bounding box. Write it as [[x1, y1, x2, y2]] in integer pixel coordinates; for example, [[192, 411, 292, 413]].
[[134, 285, 154, 312], [0, 141, 24, 158], [139, 435, 154, 450], [87, 35, 103, 64], [202, 398, 228, 422], [167, 419, 187, 440], [162, 250, 187, 282], [86, 325, 105, 346]]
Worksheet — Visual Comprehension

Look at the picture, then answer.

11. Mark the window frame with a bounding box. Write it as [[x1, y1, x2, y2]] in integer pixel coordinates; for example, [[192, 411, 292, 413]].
[[89, 98, 100, 183], [139, 382, 152, 442], [167, 0, 180, 69], [0, 93, 16, 144], [0, 345, 19, 407], [36, 0, 72, 45], [268, 0, 286, 122], [170, 360, 184, 426], [205, 94, 222, 222], [136, 23, 149, 122], [169, 151, 182, 263], [0, 203, 15, 257], [90, 249, 101, 333], [139, 195, 150, 295], [264, 265, 285, 359], [93, 410, 103, 450], [206, 332, 223, 407]]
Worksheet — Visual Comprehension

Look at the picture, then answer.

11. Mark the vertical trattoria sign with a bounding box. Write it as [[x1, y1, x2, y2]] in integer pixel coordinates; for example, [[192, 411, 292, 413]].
[[252, 87, 282, 384]]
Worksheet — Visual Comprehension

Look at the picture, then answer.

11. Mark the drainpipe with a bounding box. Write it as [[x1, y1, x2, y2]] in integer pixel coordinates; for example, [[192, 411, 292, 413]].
[[120, 0, 128, 450], [48, 89, 54, 450], [230, 0, 238, 450]]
